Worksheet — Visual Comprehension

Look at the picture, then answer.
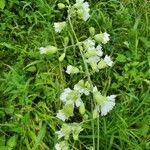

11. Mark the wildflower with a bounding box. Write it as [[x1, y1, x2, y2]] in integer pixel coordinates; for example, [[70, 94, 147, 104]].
[[54, 22, 66, 33], [72, 123, 83, 140], [55, 141, 69, 150], [74, 80, 90, 95], [60, 88, 82, 107], [60, 88, 72, 103], [103, 32, 110, 44], [104, 55, 113, 67], [96, 45, 103, 57], [71, 0, 90, 21], [39, 47, 47, 54], [56, 124, 71, 140], [98, 55, 113, 69], [39, 45, 57, 54], [94, 32, 110, 44], [83, 38, 95, 50], [83, 38, 103, 65], [55, 143, 61, 150], [66, 65, 79, 74], [56, 110, 68, 121], [101, 95, 116, 116]]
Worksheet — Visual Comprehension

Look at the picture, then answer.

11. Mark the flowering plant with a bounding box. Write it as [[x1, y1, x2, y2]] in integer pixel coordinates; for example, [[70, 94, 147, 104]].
[[39, 0, 117, 149]]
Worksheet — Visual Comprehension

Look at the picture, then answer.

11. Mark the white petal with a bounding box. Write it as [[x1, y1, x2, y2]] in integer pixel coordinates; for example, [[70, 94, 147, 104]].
[[60, 88, 72, 102], [87, 56, 100, 63], [75, 99, 82, 107], [103, 32, 110, 43], [39, 47, 47, 54], [104, 55, 113, 67], [101, 95, 116, 116], [93, 86, 98, 93], [66, 65, 72, 74], [55, 143, 61, 150], [96, 45, 103, 57], [55, 130, 64, 139], [56, 110, 68, 121]]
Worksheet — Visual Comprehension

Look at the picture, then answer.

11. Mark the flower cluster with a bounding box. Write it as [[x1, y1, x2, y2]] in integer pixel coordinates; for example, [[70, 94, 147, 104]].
[[56, 80, 91, 122], [83, 33, 113, 72], [38, 1, 117, 149], [69, 0, 90, 21]]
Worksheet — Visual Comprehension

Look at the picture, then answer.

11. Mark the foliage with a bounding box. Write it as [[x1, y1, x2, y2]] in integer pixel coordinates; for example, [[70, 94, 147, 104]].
[[0, 0, 149, 149]]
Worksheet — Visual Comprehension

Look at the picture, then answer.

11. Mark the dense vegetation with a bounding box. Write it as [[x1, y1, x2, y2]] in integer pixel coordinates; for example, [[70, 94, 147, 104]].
[[0, 0, 149, 149]]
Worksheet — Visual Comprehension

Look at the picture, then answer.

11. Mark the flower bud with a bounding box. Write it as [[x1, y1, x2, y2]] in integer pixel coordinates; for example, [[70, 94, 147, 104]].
[[59, 53, 65, 62], [46, 45, 58, 54], [64, 37, 69, 46], [66, 65, 79, 74], [94, 33, 103, 43], [83, 114, 88, 120], [94, 32, 110, 44], [57, 3, 65, 9], [89, 27, 95, 36], [79, 103, 85, 115]]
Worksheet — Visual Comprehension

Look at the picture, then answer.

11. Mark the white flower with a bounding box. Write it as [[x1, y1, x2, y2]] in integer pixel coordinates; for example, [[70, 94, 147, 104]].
[[103, 32, 110, 44], [55, 130, 64, 139], [83, 39, 103, 65], [55, 143, 61, 150], [74, 84, 90, 95], [104, 55, 113, 67], [101, 95, 116, 116], [54, 22, 66, 33], [75, 98, 82, 107], [93, 86, 98, 93], [87, 55, 100, 63], [84, 38, 95, 50], [60, 88, 72, 103], [82, 2, 90, 21], [66, 65, 79, 74], [39, 47, 47, 54], [75, 0, 90, 21], [96, 45, 103, 57], [66, 65, 72, 74], [56, 110, 68, 121]]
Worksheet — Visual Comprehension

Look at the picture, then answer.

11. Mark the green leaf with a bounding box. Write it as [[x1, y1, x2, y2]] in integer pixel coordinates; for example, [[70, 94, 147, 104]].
[[0, 135, 5, 146], [7, 135, 17, 149], [0, 0, 5, 10], [32, 123, 46, 150], [116, 54, 127, 62]]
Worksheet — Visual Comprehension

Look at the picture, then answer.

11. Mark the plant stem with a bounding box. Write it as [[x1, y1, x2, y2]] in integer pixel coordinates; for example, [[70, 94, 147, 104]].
[[97, 117, 100, 150], [68, 15, 95, 149]]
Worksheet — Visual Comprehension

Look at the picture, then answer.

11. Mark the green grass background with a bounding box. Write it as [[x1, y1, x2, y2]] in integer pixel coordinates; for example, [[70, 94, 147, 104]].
[[0, 0, 150, 149]]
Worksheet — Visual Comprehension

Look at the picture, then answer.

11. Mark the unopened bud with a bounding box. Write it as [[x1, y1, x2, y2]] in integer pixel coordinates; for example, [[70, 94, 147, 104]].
[[59, 53, 65, 62], [89, 27, 95, 36], [57, 3, 65, 9], [64, 37, 69, 46], [79, 103, 85, 115]]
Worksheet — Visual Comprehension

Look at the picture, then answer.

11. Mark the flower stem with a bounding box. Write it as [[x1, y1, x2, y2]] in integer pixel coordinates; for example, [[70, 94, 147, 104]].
[[68, 15, 95, 149]]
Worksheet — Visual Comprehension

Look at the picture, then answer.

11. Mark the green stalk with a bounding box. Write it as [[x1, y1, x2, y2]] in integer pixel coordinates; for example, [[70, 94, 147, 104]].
[[68, 15, 95, 149]]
